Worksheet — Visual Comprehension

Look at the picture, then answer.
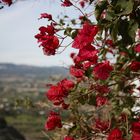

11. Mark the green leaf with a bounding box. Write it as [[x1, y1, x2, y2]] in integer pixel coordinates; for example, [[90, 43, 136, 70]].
[[110, 19, 119, 42], [115, 0, 134, 15], [106, 10, 116, 21], [128, 20, 139, 43]]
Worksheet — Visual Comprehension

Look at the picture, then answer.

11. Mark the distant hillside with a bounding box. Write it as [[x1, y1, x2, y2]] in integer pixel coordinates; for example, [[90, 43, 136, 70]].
[[0, 63, 69, 79]]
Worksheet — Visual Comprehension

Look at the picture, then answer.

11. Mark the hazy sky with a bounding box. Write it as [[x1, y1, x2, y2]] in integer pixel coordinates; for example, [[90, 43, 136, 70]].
[[0, 0, 78, 66]]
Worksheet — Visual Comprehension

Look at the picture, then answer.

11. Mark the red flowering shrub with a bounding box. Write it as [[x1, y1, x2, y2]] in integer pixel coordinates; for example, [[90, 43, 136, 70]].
[[33, 0, 140, 139], [5, 0, 140, 139]]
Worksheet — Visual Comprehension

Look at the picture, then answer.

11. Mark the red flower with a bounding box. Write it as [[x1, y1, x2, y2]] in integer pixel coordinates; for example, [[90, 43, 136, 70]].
[[45, 111, 62, 130], [108, 128, 123, 140], [95, 119, 109, 131], [94, 85, 110, 94], [35, 23, 59, 56], [42, 36, 59, 55], [60, 79, 75, 91], [93, 61, 113, 80], [70, 66, 84, 78], [39, 13, 52, 20], [64, 136, 75, 140], [77, 45, 98, 63], [61, 0, 72, 7], [39, 25, 56, 35], [134, 44, 140, 53], [46, 79, 74, 108], [82, 61, 95, 70], [2, 0, 12, 6], [46, 84, 66, 105], [72, 22, 98, 49], [96, 96, 108, 107], [130, 61, 140, 72]]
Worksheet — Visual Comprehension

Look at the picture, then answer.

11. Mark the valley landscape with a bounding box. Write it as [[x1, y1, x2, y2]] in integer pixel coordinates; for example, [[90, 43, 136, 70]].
[[0, 63, 69, 140]]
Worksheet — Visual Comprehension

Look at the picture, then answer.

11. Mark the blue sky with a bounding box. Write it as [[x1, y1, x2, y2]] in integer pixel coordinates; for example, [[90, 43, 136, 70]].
[[0, 0, 78, 66]]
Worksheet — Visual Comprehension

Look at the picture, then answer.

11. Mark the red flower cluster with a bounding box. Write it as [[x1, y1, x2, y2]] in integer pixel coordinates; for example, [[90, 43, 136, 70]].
[[93, 61, 113, 80], [70, 22, 113, 81], [108, 128, 124, 140], [64, 136, 75, 140], [72, 22, 98, 49], [46, 79, 74, 109], [130, 61, 140, 72], [35, 24, 59, 55], [1, 0, 12, 6], [61, 0, 72, 7], [132, 121, 140, 140], [70, 46, 98, 78], [70, 65, 84, 78], [70, 22, 99, 79], [45, 111, 62, 130], [77, 45, 98, 64]]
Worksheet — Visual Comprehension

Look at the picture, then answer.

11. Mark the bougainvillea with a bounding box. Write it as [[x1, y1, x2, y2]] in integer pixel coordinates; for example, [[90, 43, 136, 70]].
[[35, 0, 140, 139], [3, 0, 140, 139]]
